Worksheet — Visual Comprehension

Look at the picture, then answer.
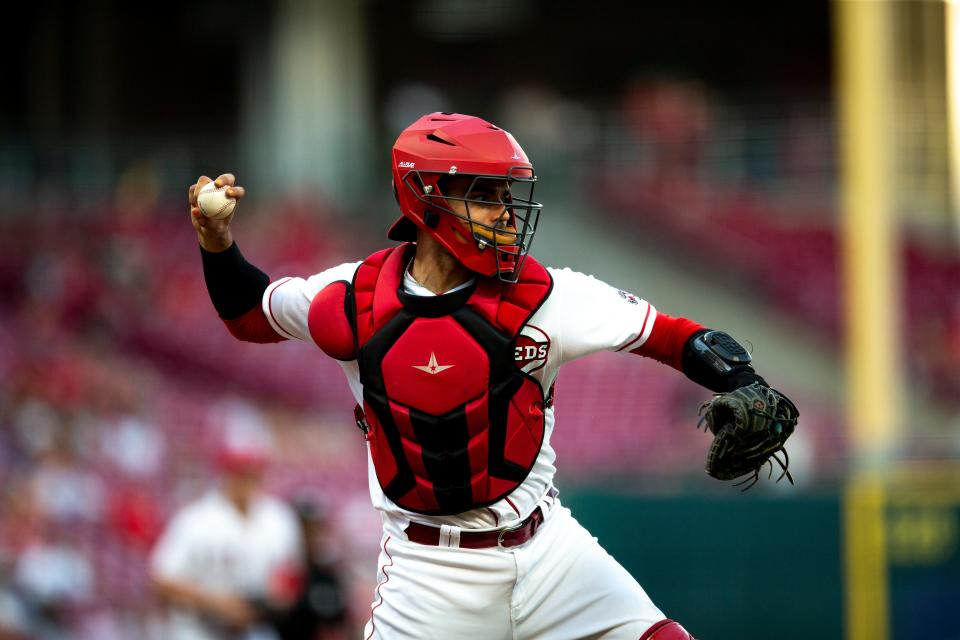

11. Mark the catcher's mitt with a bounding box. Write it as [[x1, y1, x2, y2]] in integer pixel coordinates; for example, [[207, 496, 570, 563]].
[[698, 382, 799, 490]]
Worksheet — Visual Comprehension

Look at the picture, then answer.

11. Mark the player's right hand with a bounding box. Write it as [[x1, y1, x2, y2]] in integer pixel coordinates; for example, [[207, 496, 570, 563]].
[[188, 173, 246, 253], [208, 593, 258, 629]]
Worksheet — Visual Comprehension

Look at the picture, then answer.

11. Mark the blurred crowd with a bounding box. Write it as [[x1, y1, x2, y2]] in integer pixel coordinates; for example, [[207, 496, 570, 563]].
[[0, 205, 378, 638], [591, 79, 960, 410]]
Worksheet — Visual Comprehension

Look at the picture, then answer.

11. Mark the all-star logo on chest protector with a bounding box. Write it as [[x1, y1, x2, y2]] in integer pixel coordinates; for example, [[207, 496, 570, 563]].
[[340, 244, 553, 515], [412, 352, 454, 375]]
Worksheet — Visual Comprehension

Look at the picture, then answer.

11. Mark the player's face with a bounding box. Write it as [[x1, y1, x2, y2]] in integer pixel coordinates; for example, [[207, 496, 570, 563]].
[[224, 467, 264, 505], [442, 177, 518, 245]]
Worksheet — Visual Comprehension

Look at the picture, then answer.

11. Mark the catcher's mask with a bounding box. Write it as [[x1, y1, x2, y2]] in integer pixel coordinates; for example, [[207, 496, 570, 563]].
[[389, 112, 543, 283]]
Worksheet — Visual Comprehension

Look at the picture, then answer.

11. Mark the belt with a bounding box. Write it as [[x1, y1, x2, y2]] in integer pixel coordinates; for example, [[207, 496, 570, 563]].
[[405, 507, 546, 550]]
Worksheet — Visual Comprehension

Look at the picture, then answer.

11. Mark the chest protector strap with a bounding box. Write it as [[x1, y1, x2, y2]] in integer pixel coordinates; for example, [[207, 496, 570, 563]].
[[343, 243, 552, 515]]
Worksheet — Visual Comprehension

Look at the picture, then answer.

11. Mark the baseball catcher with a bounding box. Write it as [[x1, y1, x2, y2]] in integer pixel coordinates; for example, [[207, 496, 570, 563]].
[[187, 112, 806, 639], [686, 330, 799, 489]]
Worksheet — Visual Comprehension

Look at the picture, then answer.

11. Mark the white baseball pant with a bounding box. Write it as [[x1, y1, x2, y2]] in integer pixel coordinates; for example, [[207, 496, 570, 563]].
[[363, 502, 665, 639]]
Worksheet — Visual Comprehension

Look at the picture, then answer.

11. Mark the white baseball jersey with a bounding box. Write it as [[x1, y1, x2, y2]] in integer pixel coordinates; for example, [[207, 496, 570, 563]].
[[263, 262, 656, 534], [263, 261, 669, 638], [150, 490, 304, 640]]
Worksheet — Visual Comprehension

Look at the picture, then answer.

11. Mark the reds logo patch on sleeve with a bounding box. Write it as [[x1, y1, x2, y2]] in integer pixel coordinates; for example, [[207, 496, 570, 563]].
[[514, 325, 550, 373], [617, 289, 639, 305]]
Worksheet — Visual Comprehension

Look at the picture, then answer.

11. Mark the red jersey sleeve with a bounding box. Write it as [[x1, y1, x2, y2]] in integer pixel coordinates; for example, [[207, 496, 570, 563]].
[[223, 306, 286, 344], [627, 312, 704, 371]]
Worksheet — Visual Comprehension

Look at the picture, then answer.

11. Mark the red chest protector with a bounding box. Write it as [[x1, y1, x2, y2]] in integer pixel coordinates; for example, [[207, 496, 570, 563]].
[[307, 244, 553, 515]]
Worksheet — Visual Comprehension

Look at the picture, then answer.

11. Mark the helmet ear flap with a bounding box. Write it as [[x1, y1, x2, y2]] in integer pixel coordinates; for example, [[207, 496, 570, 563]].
[[392, 181, 400, 206]]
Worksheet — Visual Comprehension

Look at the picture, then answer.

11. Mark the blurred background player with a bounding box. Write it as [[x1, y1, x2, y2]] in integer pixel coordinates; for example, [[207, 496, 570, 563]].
[[149, 412, 304, 640], [269, 497, 348, 640]]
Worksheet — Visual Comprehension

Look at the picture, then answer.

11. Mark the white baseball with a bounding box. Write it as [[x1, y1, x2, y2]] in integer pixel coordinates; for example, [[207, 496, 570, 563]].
[[197, 181, 237, 219]]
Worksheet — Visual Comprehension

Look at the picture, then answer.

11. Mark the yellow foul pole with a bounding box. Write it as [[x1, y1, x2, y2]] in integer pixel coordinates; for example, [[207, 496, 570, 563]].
[[947, 0, 960, 239], [834, 0, 900, 639]]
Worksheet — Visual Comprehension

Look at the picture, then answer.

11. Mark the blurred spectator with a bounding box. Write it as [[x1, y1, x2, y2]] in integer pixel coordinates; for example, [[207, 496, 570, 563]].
[[28, 426, 105, 524], [108, 488, 163, 551], [11, 397, 61, 461], [622, 78, 711, 180], [100, 415, 165, 479], [497, 85, 598, 172], [0, 578, 35, 640], [149, 417, 304, 640], [14, 526, 94, 640]]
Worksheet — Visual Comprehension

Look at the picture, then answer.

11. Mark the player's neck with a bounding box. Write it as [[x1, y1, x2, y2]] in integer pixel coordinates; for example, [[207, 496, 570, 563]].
[[222, 483, 255, 517], [229, 497, 251, 516], [410, 233, 473, 295]]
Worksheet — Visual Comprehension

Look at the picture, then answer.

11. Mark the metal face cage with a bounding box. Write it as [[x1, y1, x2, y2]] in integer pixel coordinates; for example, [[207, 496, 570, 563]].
[[402, 166, 543, 282]]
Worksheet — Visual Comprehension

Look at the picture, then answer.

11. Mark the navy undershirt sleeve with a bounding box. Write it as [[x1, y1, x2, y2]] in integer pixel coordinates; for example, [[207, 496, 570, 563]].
[[200, 242, 270, 320]]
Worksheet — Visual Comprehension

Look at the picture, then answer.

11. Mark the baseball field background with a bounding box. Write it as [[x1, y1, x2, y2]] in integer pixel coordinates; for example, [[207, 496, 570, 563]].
[[1, 1, 958, 638]]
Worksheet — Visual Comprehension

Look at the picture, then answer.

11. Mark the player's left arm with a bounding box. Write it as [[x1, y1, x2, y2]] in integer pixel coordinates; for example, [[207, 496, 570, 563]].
[[619, 293, 799, 487], [546, 268, 796, 486], [546, 267, 766, 391], [628, 317, 767, 392]]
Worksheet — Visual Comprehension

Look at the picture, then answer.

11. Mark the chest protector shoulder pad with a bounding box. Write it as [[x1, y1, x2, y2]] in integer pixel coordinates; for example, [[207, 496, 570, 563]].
[[312, 243, 552, 515]]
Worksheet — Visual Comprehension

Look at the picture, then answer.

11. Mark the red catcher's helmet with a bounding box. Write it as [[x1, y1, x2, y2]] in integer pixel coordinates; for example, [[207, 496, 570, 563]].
[[389, 112, 543, 282]]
